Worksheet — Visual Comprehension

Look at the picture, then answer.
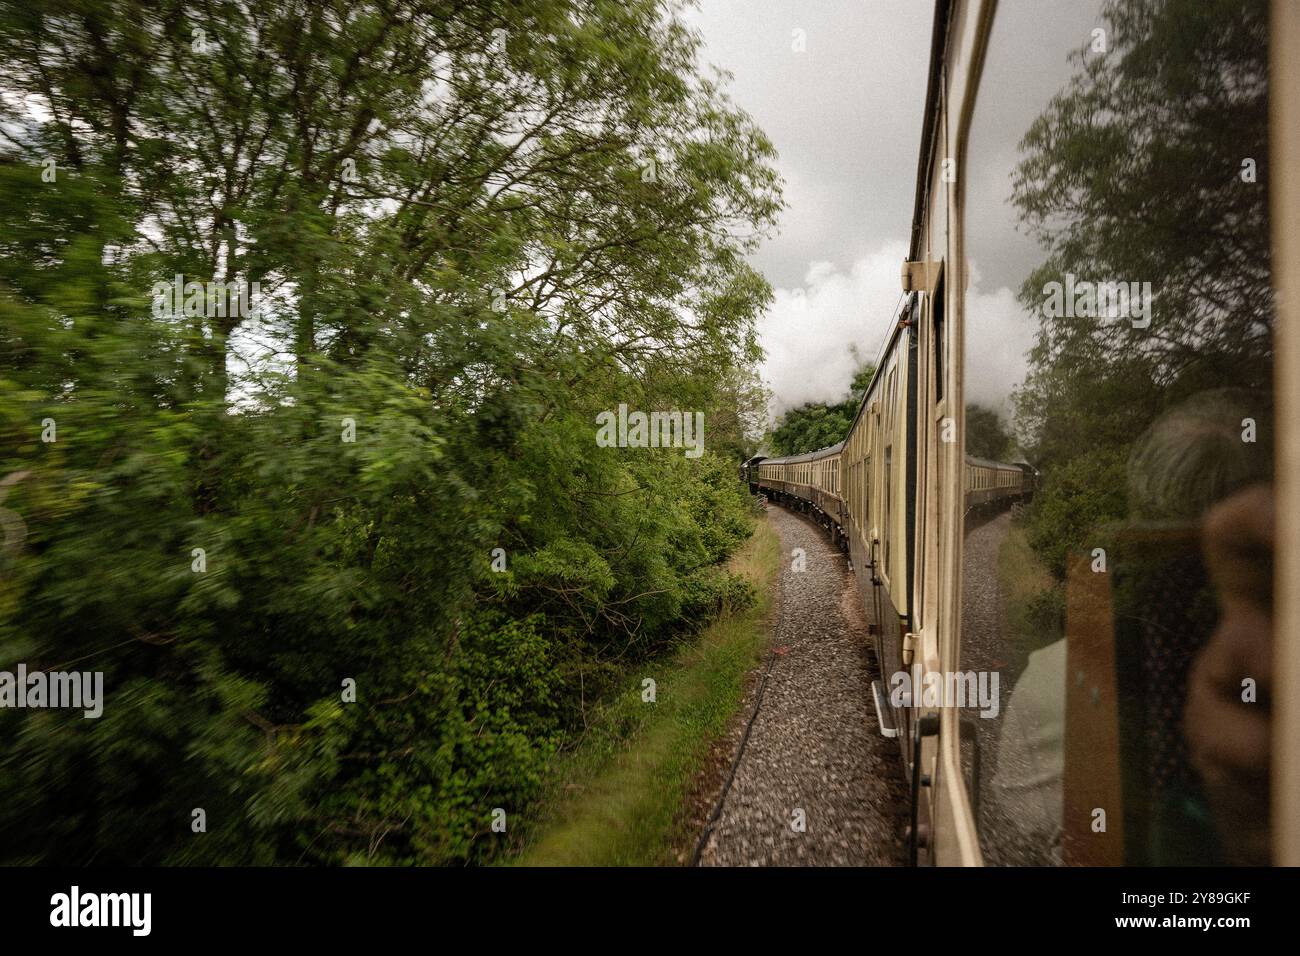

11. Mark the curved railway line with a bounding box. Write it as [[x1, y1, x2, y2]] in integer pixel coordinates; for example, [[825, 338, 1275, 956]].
[[703, 0, 1300, 867]]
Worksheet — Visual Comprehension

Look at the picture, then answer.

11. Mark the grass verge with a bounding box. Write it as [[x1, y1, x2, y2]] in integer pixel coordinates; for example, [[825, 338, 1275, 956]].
[[997, 512, 1061, 661], [510, 513, 781, 866]]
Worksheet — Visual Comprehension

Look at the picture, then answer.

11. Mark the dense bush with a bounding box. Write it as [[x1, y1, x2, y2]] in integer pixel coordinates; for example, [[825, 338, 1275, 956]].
[[0, 0, 777, 865]]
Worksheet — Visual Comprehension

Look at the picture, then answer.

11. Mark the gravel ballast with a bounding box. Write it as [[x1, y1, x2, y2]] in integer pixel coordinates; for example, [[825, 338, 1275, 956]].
[[697, 504, 909, 867]]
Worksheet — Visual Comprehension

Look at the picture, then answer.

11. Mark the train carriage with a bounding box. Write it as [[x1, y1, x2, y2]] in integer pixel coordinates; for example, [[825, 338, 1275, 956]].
[[754, 442, 847, 544], [963, 456, 1024, 513], [748, 0, 1300, 866]]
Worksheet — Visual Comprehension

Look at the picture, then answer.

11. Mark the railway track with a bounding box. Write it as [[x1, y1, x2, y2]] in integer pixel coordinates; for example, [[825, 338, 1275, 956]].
[[696, 505, 907, 866]]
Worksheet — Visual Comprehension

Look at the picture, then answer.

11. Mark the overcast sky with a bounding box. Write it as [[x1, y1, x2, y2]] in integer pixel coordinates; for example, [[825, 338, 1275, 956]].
[[686, 0, 1109, 433], [683, 0, 934, 416]]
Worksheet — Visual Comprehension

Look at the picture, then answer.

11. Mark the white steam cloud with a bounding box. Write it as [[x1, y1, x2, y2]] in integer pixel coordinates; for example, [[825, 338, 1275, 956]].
[[758, 251, 1038, 432], [759, 241, 908, 418]]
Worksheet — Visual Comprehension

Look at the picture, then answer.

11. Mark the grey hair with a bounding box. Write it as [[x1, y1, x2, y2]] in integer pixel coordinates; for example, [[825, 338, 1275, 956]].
[[1127, 388, 1271, 521]]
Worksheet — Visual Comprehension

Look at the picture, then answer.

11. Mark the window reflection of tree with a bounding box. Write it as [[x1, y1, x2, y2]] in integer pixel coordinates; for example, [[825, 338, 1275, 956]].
[[1013, 0, 1271, 459], [996, 0, 1273, 865]]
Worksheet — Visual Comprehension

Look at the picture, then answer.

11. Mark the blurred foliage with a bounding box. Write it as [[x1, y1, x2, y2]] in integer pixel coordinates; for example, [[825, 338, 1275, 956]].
[[0, 0, 779, 864]]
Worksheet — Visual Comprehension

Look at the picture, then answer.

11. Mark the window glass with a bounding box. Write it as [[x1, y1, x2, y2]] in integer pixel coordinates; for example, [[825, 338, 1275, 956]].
[[933, 283, 946, 403], [884, 445, 893, 570], [961, 0, 1274, 866]]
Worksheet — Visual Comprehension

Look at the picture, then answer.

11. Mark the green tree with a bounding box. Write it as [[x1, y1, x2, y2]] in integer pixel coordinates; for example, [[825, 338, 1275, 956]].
[[1012, 0, 1271, 474], [0, 0, 781, 865], [1009, 0, 1272, 572], [768, 359, 874, 456], [965, 404, 1013, 461]]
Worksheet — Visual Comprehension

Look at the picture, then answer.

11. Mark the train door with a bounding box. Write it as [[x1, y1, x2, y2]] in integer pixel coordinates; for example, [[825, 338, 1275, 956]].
[[868, 328, 917, 765], [906, 263, 960, 865]]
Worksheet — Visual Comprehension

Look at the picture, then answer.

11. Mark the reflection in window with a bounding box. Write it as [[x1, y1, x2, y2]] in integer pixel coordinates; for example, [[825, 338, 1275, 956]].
[[961, 0, 1273, 866]]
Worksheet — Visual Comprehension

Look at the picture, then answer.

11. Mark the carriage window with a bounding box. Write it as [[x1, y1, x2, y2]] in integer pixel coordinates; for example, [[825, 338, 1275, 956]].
[[863, 455, 870, 536], [960, 0, 1274, 867], [932, 279, 946, 404], [883, 445, 893, 570]]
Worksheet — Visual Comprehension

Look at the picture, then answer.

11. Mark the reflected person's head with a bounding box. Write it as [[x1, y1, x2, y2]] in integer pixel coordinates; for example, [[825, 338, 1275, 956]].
[[1126, 388, 1271, 523]]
